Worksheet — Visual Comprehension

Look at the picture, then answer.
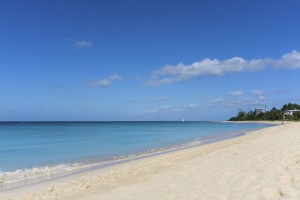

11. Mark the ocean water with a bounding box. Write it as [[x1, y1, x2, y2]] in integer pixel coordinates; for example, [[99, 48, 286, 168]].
[[0, 121, 270, 185]]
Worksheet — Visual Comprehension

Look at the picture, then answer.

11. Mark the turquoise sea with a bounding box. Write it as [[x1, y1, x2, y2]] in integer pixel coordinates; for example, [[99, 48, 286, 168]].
[[0, 121, 270, 185]]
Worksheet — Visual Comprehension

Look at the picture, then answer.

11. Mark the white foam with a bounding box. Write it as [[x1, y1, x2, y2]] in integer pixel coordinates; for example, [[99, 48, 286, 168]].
[[0, 137, 204, 186], [0, 163, 82, 184]]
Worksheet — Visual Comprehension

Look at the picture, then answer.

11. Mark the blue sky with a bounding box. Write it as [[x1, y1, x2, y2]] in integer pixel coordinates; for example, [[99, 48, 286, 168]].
[[1, 0, 300, 121]]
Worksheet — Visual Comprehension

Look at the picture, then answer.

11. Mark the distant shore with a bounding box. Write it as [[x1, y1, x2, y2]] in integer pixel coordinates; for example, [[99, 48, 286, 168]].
[[2, 122, 300, 200], [225, 120, 297, 126], [224, 120, 284, 125]]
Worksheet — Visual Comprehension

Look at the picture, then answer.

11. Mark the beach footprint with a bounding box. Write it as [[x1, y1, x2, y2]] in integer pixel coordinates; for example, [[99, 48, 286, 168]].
[[262, 187, 284, 199], [280, 174, 295, 184]]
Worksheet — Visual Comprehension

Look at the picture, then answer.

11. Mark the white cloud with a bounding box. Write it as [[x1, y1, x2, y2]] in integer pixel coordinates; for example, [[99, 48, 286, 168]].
[[251, 89, 265, 96], [151, 97, 170, 102], [249, 89, 289, 96], [274, 50, 300, 69], [147, 50, 300, 86], [184, 104, 199, 109], [210, 89, 269, 107], [129, 99, 142, 104], [89, 79, 112, 87], [108, 74, 123, 81], [258, 95, 266, 100], [129, 97, 170, 104], [74, 40, 93, 48], [147, 57, 271, 86], [137, 103, 199, 114], [271, 89, 290, 94], [146, 78, 175, 86], [138, 105, 182, 114], [86, 74, 123, 88], [209, 97, 267, 107], [229, 90, 243, 96]]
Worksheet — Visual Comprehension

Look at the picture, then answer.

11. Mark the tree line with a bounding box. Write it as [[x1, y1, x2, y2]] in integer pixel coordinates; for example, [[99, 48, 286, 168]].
[[229, 103, 300, 121]]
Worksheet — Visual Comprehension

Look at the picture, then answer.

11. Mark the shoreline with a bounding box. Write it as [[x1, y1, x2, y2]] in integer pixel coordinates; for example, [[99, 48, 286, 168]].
[[0, 137, 205, 191], [222, 120, 284, 125], [2, 122, 300, 199], [0, 122, 265, 190]]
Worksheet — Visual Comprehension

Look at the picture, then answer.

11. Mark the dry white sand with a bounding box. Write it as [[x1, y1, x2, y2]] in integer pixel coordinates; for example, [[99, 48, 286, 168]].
[[2, 122, 300, 200]]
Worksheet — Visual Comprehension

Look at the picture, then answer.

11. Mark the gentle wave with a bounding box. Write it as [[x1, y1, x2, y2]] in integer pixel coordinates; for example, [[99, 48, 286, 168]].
[[0, 127, 260, 188], [0, 137, 204, 187], [0, 163, 82, 184]]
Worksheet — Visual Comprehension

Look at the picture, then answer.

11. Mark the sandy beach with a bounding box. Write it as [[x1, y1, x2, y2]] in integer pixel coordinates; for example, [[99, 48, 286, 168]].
[[2, 121, 300, 200]]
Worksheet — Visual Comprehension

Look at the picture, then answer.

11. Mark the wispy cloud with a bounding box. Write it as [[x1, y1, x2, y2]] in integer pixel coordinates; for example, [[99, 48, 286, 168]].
[[129, 97, 170, 104], [249, 89, 290, 96], [209, 97, 267, 107], [107, 74, 123, 81], [271, 89, 290, 94], [89, 79, 111, 87], [183, 104, 199, 109], [251, 89, 265, 96], [74, 40, 93, 48], [210, 89, 268, 107], [147, 78, 175, 86], [86, 74, 123, 88], [151, 97, 170, 102], [138, 105, 181, 114], [258, 95, 266, 100], [129, 99, 142, 104], [229, 90, 243, 96], [137, 103, 199, 114], [147, 50, 300, 86]]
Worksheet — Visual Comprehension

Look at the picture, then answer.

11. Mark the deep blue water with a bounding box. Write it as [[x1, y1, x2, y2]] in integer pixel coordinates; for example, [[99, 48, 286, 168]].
[[0, 121, 269, 172]]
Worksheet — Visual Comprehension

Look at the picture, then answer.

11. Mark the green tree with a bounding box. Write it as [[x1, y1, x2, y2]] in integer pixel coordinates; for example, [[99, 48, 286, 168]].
[[281, 103, 300, 111], [229, 108, 247, 121], [236, 108, 247, 120], [245, 110, 255, 120], [267, 107, 282, 120]]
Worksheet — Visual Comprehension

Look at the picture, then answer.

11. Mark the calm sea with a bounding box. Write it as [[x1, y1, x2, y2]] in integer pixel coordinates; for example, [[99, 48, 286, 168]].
[[0, 121, 269, 185]]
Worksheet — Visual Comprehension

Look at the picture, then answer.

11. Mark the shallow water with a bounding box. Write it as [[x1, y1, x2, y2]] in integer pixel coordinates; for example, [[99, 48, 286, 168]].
[[0, 121, 269, 185]]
